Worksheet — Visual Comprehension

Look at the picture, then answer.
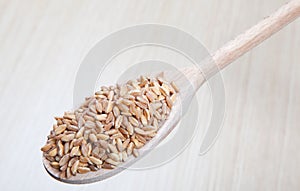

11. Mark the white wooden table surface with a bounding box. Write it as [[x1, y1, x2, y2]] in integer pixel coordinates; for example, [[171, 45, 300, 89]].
[[0, 0, 299, 190]]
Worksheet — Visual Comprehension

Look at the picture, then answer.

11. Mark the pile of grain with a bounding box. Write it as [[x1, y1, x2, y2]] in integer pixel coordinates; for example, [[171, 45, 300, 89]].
[[41, 75, 179, 179]]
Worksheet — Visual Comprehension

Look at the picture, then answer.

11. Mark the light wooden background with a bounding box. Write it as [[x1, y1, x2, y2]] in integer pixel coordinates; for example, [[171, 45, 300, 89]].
[[0, 0, 299, 190]]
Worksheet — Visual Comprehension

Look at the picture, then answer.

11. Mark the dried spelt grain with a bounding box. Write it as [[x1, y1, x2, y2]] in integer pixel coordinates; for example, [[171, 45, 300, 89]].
[[41, 143, 53, 152], [77, 167, 91, 174], [50, 161, 60, 169], [59, 154, 70, 166], [96, 133, 109, 141], [48, 148, 58, 157], [89, 156, 103, 166], [71, 160, 79, 175], [89, 133, 97, 143], [55, 124, 67, 135]]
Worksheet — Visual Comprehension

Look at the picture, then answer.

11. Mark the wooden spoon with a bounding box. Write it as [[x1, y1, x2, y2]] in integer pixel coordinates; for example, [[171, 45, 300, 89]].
[[43, 0, 300, 184]]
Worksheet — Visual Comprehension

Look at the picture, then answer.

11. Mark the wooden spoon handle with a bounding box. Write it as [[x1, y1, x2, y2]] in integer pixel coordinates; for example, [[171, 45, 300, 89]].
[[203, 0, 300, 77]]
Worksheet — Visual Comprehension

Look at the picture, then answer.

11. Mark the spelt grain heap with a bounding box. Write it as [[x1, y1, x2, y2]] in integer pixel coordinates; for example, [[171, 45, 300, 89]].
[[41, 75, 179, 179]]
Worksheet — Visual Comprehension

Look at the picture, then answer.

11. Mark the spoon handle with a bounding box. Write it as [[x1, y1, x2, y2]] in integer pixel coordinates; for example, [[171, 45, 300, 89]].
[[203, 0, 300, 78]]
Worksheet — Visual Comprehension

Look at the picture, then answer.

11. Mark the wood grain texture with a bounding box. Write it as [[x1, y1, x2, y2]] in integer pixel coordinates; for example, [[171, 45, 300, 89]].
[[0, 0, 299, 191]]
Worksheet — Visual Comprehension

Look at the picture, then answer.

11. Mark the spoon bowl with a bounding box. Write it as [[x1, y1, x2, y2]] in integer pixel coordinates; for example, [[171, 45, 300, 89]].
[[43, 66, 204, 184]]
